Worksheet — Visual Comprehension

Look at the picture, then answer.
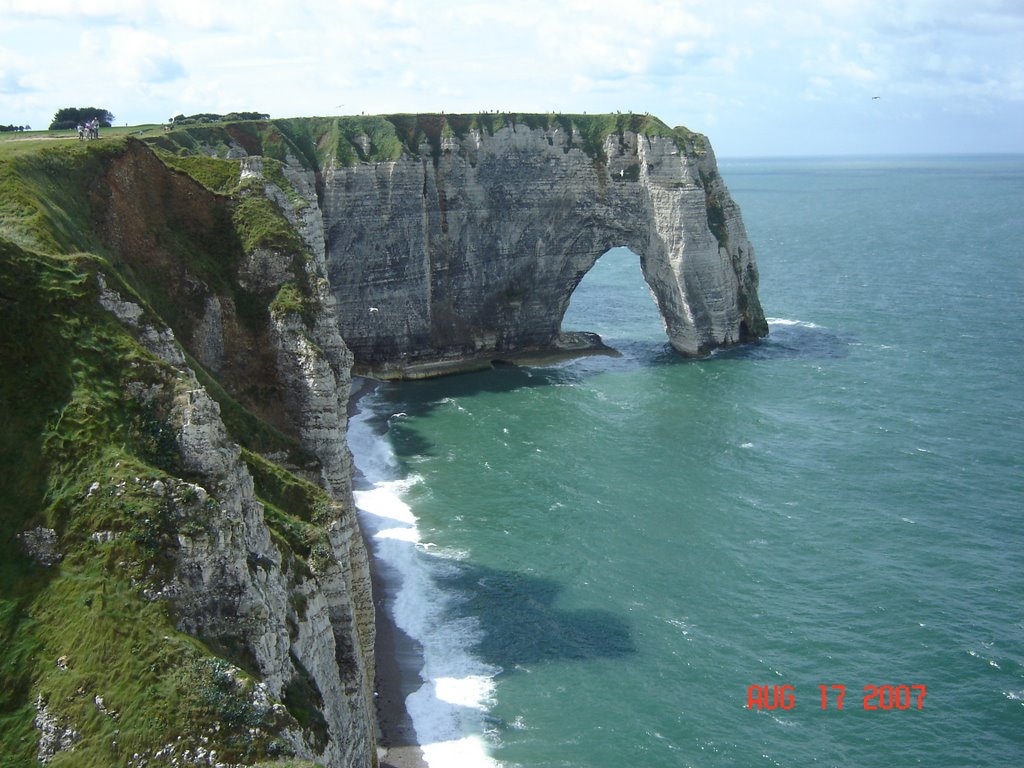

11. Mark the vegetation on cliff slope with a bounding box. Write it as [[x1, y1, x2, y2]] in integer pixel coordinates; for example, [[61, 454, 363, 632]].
[[142, 111, 706, 170], [0, 135, 336, 766]]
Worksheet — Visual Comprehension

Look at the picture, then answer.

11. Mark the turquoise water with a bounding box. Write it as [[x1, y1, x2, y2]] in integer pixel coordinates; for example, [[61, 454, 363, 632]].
[[352, 156, 1024, 767]]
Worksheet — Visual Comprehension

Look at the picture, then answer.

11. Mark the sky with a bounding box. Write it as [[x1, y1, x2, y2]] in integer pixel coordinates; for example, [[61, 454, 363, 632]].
[[1, 0, 1022, 157]]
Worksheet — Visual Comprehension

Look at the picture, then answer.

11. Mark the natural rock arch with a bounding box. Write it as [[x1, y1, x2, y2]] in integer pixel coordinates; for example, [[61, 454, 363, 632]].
[[320, 117, 768, 378], [556, 246, 667, 344]]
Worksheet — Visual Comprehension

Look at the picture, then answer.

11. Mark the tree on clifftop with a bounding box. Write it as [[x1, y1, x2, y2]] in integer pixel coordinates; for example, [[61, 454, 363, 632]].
[[49, 107, 114, 130]]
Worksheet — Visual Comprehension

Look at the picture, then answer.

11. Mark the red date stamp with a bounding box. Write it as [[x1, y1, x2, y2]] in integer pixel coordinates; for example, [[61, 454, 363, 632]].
[[747, 684, 927, 711]]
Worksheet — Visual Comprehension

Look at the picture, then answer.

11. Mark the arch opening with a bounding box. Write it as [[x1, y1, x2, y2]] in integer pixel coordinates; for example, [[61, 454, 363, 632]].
[[559, 247, 668, 357]]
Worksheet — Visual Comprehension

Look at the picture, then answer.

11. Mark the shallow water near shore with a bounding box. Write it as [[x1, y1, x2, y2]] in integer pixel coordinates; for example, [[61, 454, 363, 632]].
[[353, 155, 1024, 767]]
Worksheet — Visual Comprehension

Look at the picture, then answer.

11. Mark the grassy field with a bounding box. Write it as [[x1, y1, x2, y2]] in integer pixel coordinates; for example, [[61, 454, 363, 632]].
[[0, 124, 165, 157]]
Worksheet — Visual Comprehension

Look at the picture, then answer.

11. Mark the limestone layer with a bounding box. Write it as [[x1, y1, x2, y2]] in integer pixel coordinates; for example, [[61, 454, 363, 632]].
[[317, 118, 767, 377]]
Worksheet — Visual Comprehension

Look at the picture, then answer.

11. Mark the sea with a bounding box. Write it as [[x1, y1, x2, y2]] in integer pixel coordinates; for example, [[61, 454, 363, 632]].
[[350, 155, 1024, 768]]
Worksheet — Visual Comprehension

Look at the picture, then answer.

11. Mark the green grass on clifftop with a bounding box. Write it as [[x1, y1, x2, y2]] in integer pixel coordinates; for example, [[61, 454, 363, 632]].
[[0, 138, 128, 253], [137, 112, 705, 170]]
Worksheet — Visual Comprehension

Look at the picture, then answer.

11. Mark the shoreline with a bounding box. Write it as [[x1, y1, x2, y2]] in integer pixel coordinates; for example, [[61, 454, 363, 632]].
[[348, 376, 429, 768], [352, 333, 618, 381], [371, 550, 429, 768]]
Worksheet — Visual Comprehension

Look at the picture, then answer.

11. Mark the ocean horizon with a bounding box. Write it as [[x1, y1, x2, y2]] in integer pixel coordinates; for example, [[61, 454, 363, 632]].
[[352, 153, 1024, 767]]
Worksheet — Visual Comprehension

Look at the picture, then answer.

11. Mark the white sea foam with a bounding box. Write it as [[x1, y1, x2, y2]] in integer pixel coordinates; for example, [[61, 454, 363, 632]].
[[666, 618, 693, 640], [766, 317, 821, 329], [349, 395, 500, 768], [768, 714, 798, 728]]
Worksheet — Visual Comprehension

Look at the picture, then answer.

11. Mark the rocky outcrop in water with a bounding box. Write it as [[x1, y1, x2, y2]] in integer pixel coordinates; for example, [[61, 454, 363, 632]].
[[316, 116, 767, 377]]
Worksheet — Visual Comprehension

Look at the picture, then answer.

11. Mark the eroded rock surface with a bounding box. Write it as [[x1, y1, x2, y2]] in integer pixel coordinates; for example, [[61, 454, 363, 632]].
[[319, 121, 767, 376], [96, 278, 376, 767]]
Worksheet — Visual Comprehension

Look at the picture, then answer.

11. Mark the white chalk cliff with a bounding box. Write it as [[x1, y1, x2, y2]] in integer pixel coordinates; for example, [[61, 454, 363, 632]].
[[315, 116, 767, 377]]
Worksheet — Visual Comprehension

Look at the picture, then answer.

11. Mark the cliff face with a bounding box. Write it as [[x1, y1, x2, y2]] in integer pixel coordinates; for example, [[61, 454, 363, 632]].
[[99, 143, 378, 766], [317, 117, 767, 376], [99, 274, 375, 768], [0, 136, 375, 767]]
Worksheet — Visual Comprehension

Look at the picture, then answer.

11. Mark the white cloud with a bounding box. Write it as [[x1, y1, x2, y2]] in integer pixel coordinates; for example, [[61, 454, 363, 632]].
[[0, 0, 139, 18], [92, 27, 186, 85], [830, 47, 878, 83], [0, 48, 35, 94], [1, 0, 1021, 154]]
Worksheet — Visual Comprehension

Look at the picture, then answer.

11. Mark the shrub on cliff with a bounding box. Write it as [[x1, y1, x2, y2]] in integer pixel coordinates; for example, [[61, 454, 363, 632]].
[[49, 107, 114, 130], [169, 112, 270, 126]]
